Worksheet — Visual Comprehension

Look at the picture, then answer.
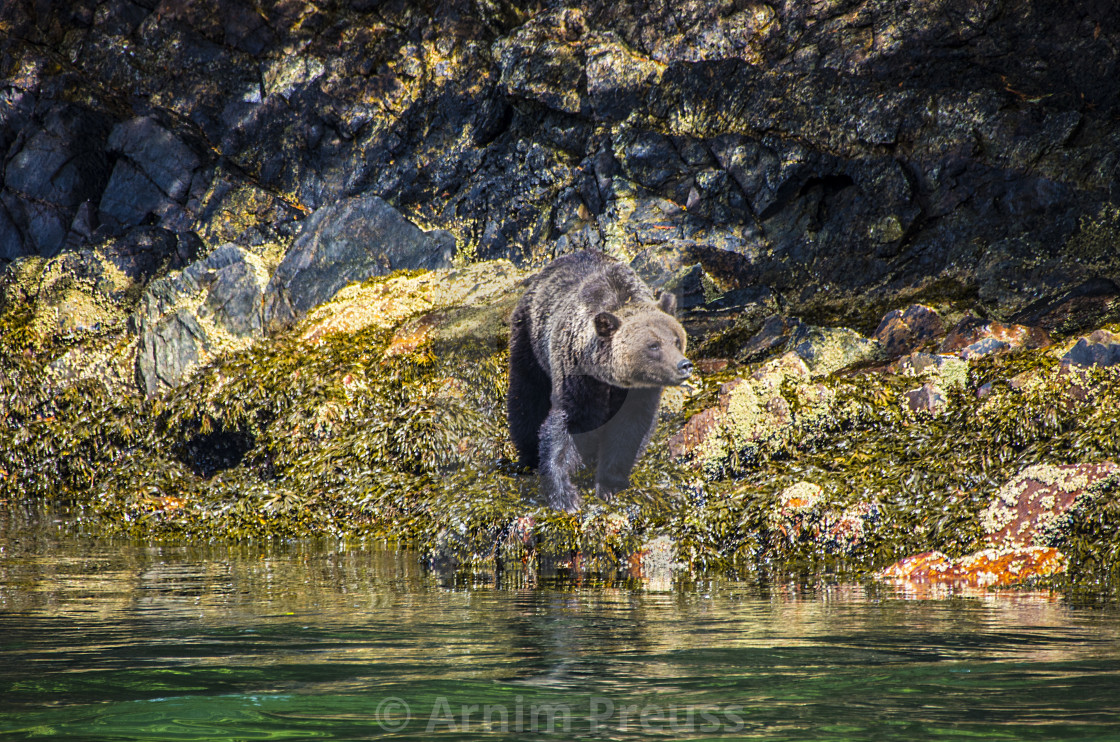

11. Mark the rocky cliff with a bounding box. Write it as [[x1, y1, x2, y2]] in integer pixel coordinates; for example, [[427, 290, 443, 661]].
[[5, 0, 1120, 350]]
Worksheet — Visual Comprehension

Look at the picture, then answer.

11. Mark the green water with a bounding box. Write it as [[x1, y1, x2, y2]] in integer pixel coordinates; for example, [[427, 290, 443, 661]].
[[3, 511, 1120, 741]]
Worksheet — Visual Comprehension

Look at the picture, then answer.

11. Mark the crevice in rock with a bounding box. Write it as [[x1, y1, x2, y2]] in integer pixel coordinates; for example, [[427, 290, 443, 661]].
[[180, 427, 255, 478]]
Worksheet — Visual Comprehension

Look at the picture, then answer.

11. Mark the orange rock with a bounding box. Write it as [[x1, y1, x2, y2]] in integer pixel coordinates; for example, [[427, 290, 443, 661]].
[[695, 358, 730, 374], [667, 406, 721, 459], [955, 547, 1067, 587], [981, 462, 1120, 546], [876, 546, 1067, 587], [940, 315, 1050, 358], [875, 550, 957, 580], [873, 304, 945, 358]]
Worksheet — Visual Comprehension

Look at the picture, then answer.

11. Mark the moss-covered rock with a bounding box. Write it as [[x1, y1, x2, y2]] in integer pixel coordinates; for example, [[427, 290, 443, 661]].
[[668, 352, 840, 476], [4, 257, 1120, 593]]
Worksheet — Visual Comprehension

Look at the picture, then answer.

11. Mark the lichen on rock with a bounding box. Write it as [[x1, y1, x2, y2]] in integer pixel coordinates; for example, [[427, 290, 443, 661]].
[[669, 351, 836, 475]]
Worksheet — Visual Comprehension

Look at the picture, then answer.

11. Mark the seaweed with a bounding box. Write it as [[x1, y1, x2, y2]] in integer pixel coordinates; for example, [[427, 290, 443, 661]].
[[3, 268, 1120, 593]]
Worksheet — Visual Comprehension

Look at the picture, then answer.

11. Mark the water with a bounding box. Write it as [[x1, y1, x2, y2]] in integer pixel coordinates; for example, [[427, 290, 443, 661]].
[[3, 510, 1120, 740]]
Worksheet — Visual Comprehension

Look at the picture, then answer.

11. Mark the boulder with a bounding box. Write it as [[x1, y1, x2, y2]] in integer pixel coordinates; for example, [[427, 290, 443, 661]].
[[734, 317, 881, 374], [876, 547, 1067, 588], [262, 195, 455, 332], [135, 244, 272, 395], [873, 304, 945, 358], [768, 482, 878, 556], [1061, 329, 1120, 368], [668, 352, 834, 472], [888, 352, 969, 390], [878, 462, 1120, 589], [940, 315, 1050, 359], [980, 463, 1120, 547], [298, 259, 525, 346], [770, 481, 824, 542], [0, 228, 192, 349], [788, 324, 881, 377], [903, 382, 947, 415]]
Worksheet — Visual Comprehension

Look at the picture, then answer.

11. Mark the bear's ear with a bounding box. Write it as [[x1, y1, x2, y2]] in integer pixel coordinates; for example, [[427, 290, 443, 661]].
[[658, 291, 677, 316], [594, 311, 621, 338]]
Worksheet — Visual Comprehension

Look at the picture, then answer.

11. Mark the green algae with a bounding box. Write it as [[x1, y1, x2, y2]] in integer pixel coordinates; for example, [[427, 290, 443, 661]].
[[3, 272, 1120, 591]]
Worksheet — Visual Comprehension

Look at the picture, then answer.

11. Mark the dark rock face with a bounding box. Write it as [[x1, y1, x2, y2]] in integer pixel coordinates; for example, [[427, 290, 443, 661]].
[[262, 195, 455, 332], [1012, 278, 1120, 335], [2, 0, 1120, 332]]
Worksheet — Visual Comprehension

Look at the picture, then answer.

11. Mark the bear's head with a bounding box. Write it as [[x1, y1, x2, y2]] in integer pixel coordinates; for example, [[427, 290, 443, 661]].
[[593, 292, 692, 388]]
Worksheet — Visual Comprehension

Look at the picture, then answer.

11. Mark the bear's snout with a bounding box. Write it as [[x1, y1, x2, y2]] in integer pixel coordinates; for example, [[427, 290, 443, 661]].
[[677, 359, 693, 379]]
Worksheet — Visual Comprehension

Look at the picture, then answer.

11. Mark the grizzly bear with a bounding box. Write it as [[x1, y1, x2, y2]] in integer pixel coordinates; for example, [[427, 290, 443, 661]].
[[507, 250, 692, 512]]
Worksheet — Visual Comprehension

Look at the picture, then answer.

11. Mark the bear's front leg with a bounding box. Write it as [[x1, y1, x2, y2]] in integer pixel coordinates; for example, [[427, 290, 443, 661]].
[[538, 407, 583, 513], [595, 388, 662, 500]]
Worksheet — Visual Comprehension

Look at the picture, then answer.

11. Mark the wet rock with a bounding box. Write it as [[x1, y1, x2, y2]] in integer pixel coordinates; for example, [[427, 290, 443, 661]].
[[262, 195, 456, 332], [1061, 329, 1120, 368], [876, 463, 1118, 589], [903, 382, 948, 415], [7, 0, 1120, 575], [873, 304, 945, 358], [876, 547, 1068, 588], [628, 535, 675, 590], [823, 502, 879, 556], [667, 407, 722, 461], [940, 315, 1051, 359], [668, 352, 834, 472], [1010, 278, 1120, 335], [980, 463, 1120, 547], [0, 228, 190, 348], [768, 482, 878, 556], [733, 316, 880, 374], [382, 314, 442, 360], [135, 244, 272, 395], [44, 334, 139, 397], [738, 315, 803, 363]]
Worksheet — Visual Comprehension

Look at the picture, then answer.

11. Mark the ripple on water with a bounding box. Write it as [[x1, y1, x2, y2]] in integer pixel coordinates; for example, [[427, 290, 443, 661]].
[[2, 529, 1120, 741]]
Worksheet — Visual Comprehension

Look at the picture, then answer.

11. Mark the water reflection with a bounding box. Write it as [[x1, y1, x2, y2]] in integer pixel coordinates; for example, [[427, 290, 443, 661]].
[[3, 506, 1120, 741]]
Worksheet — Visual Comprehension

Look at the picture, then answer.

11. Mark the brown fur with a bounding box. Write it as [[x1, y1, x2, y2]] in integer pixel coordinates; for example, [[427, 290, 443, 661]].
[[507, 250, 691, 512]]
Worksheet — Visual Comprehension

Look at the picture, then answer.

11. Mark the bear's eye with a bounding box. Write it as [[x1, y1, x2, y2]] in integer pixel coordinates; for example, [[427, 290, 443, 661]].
[[674, 337, 682, 350], [648, 341, 661, 352]]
